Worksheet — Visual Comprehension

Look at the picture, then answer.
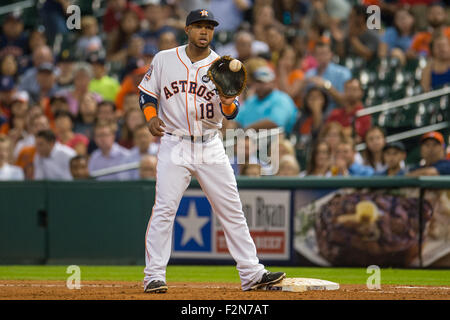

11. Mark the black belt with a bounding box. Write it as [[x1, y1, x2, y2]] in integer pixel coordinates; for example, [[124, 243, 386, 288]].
[[166, 132, 216, 143]]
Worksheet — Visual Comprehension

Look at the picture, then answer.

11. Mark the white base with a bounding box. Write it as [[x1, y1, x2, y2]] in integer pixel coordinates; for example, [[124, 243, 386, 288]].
[[262, 278, 340, 292]]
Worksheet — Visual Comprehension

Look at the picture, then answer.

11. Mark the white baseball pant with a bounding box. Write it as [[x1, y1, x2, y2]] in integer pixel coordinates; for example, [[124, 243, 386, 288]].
[[144, 133, 267, 290]]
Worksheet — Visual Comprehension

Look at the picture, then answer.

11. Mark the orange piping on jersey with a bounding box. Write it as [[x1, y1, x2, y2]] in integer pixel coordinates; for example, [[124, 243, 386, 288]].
[[194, 57, 219, 134], [138, 84, 159, 99], [176, 47, 192, 136]]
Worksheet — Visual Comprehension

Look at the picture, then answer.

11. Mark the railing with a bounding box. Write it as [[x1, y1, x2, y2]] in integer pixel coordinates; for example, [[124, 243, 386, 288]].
[[354, 86, 450, 152], [0, 0, 35, 16]]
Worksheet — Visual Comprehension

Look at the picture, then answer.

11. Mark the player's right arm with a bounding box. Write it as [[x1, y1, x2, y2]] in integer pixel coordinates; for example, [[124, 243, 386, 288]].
[[138, 53, 166, 136], [140, 94, 166, 136]]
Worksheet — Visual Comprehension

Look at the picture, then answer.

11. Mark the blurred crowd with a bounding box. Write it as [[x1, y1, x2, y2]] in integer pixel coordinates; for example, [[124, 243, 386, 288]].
[[0, 0, 449, 181]]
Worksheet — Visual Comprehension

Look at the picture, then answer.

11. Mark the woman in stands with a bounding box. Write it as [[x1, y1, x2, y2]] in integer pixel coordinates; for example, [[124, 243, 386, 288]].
[[303, 140, 332, 177], [361, 126, 387, 174], [378, 8, 416, 65], [421, 34, 450, 92]]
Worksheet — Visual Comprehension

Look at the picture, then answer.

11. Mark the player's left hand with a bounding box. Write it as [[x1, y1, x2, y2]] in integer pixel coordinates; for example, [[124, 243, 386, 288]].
[[219, 95, 235, 106]]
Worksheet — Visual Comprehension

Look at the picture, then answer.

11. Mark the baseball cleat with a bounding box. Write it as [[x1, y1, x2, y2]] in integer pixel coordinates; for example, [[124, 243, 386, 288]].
[[144, 280, 168, 293], [249, 271, 286, 290]]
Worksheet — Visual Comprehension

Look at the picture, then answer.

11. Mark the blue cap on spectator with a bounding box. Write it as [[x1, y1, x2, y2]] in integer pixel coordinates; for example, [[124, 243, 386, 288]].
[[143, 44, 158, 56], [383, 141, 406, 153], [253, 66, 275, 83], [0, 76, 15, 91]]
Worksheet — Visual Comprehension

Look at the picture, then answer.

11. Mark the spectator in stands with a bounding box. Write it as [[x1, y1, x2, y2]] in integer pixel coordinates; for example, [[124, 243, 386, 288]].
[[139, 154, 157, 180], [303, 140, 332, 177], [33, 129, 76, 180], [14, 108, 47, 161], [75, 16, 103, 61], [421, 34, 450, 92], [317, 121, 347, 163], [407, 3, 450, 58], [276, 45, 304, 105], [361, 126, 387, 174], [118, 108, 146, 149], [142, 43, 158, 66], [231, 134, 259, 176], [139, 0, 177, 49], [55, 49, 75, 90], [376, 141, 407, 176], [115, 62, 148, 114], [103, 0, 144, 34], [54, 110, 89, 156], [304, 41, 352, 111], [61, 63, 102, 116], [107, 9, 142, 64], [378, 8, 416, 66], [32, 63, 60, 106], [122, 93, 140, 113], [408, 131, 450, 176], [332, 4, 380, 61], [1, 54, 19, 80], [0, 134, 24, 180], [26, 29, 48, 73], [39, 0, 70, 44], [88, 121, 130, 181], [1, 91, 29, 148], [240, 163, 262, 177], [18, 45, 54, 98], [209, 0, 251, 33], [331, 137, 374, 176], [252, 4, 283, 43], [234, 65, 298, 134], [69, 155, 91, 180], [0, 12, 29, 61], [97, 100, 118, 126], [293, 86, 329, 150], [43, 94, 70, 130], [273, 0, 307, 27], [0, 76, 17, 124], [124, 124, 158, 180], [74, 93, 98, 143], [217, 30, 269, 64], [277, 154, 301, 176], [87, 52, 120, 102], [158, 31, 179, 51], [265, 24, 288, 67], [326, 78, 372, 142]]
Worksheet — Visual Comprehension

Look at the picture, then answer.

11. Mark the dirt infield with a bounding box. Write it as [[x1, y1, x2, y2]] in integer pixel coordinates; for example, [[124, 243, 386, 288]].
[[0, 280, 449, 300]]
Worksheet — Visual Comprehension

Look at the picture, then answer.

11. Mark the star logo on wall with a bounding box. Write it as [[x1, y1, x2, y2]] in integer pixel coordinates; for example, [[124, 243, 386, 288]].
[[176, 201, 209, 247]]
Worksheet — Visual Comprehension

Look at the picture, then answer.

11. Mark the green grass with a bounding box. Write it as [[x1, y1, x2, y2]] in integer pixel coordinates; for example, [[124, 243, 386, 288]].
[[0, 265, 449, 286]]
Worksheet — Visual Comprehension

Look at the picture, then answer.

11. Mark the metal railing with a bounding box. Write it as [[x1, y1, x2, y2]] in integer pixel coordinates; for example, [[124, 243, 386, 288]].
[[355, 86, 450, 152]]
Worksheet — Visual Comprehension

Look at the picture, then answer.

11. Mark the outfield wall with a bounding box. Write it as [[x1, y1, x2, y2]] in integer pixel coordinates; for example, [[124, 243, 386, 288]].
[[0, 177, 449, 267]]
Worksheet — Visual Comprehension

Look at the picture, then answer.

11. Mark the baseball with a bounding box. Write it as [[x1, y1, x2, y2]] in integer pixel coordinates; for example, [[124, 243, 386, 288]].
[[229, 59, 242, 72]]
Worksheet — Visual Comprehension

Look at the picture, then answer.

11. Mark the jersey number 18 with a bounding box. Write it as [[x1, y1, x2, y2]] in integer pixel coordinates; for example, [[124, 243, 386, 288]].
[[200, 103, 214, 119]]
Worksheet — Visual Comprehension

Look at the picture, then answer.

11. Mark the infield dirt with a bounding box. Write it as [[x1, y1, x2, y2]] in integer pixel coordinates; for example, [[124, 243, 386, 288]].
[[0, 280, 449, 300]]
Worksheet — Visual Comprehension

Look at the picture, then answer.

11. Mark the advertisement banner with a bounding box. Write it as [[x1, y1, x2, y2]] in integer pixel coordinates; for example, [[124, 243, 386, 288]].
[[172, 189, 291, 261], [421, 189, 450, 267], [294, 188, 435, 267]]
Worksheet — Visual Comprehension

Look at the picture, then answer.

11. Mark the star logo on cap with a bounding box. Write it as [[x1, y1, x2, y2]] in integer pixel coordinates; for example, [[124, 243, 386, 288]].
[[200, 9, 208, 16]]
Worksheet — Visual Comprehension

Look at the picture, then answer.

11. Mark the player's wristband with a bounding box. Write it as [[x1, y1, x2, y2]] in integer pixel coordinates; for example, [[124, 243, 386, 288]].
[[143, 106, 157, 122], [221, 103, 237, 116]]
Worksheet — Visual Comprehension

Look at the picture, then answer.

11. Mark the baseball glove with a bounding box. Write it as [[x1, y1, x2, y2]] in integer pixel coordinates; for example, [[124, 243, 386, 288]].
[[207, 56, 247, 98]]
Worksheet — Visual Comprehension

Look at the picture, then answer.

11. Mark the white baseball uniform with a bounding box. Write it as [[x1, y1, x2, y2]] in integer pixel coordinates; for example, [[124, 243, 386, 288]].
[[138, 44, 267, 291]]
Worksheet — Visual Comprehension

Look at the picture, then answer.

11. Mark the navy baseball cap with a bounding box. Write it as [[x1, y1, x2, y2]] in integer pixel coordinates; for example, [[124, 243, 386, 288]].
[[383, 141, 406, 153], [143, 43, 158, 56], [0, 76, 15, 91], [87, 51, 106, 65], [186, 9, 219, 27]]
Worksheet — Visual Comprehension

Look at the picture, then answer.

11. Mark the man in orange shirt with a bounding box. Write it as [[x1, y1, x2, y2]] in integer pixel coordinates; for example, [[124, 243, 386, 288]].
[[407, 4, 450, 57]]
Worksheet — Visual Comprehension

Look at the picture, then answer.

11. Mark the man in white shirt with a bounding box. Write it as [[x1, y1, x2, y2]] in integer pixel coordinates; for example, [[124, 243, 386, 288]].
[[33, 129, 76, 180], [0, 135, 24, 180], [88, 121, 130, 181]]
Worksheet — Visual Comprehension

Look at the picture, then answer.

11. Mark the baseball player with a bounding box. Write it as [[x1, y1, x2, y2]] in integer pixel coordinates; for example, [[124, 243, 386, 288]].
[[138, 9, 285, 293]]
